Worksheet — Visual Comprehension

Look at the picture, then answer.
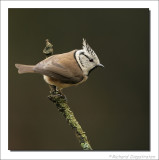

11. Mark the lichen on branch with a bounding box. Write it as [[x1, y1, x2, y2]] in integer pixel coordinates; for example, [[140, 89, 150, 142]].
[[48, 92, 92, 150]]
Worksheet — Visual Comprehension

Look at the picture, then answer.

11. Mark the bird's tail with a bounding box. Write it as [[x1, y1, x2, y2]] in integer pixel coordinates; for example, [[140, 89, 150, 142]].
[[15, 64, 35, 74]]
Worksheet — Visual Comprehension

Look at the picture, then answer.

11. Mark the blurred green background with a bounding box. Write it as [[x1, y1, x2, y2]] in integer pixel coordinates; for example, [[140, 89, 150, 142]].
[[9, 9, 149, 150]]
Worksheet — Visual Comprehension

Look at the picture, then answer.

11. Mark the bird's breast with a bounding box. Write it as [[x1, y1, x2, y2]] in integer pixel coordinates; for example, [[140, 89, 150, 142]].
[[43, 75, 87, 89]]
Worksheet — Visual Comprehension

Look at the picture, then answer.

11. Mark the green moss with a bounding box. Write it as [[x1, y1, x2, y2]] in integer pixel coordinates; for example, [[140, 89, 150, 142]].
[[48, 93, 92, 150]]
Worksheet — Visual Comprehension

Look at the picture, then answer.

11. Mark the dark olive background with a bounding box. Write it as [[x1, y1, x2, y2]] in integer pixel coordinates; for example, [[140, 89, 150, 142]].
[[9, 9, 149, 150]]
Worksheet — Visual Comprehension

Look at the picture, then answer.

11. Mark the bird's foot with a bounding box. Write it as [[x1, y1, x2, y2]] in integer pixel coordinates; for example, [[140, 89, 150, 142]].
[[56, 90, 67, 102], [49, 85, 57, 95], [48, 89, 67, 102]]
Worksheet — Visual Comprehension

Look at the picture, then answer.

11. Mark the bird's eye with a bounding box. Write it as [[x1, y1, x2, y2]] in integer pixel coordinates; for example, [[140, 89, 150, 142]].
[[89, 59, 93, 62]]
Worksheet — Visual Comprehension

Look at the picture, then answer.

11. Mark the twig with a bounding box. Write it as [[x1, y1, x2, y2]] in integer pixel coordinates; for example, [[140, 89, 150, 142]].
[[43, 39, 53, 57], [48, 92, 93, 150]]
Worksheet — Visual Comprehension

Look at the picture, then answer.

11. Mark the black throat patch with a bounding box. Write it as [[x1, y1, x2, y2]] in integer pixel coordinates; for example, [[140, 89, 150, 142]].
[[87, 66, 97, 76]]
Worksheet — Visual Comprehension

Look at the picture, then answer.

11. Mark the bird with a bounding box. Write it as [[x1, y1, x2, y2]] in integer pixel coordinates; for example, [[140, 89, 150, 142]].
[[15, 39, 104, 94]]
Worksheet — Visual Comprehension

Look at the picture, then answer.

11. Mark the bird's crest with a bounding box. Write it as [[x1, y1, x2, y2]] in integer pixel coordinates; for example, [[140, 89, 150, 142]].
[[82, 38, 96, 56]]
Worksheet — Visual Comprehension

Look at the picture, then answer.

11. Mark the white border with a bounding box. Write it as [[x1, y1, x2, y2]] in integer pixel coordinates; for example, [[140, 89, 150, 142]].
[[1, 1, 158, 160]]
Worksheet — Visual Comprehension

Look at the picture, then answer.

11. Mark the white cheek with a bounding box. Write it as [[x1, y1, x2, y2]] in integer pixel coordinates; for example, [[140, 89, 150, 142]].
[[75, 50, 96, 76], [83, 60, 89, 66]]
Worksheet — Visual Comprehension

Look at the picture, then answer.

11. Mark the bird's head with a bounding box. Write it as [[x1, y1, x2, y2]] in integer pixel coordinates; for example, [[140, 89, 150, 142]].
[[75, 39, 104, 76]]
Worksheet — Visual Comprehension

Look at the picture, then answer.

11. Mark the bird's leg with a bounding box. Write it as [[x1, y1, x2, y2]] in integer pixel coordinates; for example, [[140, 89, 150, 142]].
[[57, 89, 63, 96], [49, 85, 57, 95], [48, 86, 67, 102], [57, 89, 67, 101]]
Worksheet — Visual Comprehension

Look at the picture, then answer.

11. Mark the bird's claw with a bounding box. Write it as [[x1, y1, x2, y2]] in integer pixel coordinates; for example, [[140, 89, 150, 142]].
[[48, 90, 67, 102]]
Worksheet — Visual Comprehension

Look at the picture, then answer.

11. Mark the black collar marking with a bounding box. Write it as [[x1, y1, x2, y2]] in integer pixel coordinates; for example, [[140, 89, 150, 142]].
[[74, 50, 83, 71]]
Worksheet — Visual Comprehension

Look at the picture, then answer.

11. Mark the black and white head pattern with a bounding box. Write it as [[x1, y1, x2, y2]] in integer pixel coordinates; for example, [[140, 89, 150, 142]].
[[75, 39, 101, 76]]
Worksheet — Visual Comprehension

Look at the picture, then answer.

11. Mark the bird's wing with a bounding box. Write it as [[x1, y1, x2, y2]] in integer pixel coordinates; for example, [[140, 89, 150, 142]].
[[34, 50, 84, 84]]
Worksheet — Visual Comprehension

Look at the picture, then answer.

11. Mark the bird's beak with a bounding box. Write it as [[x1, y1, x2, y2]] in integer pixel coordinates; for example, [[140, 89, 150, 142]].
[[97, 64, 104, 67]]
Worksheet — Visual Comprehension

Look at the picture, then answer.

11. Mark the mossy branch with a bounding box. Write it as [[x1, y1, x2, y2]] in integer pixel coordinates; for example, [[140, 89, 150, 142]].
[[43, 39, 92, 150], [48, 92, 92, 150]]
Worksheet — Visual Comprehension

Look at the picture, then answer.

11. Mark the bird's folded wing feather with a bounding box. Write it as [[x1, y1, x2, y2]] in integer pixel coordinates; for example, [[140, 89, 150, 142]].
[[34, 50, 84, 84]]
